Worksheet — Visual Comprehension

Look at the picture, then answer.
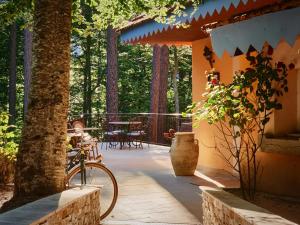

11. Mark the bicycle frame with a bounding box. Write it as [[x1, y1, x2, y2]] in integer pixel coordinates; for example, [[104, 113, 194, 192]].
[[80, 148, 86, 187], [66, 132, 119, 220], [66, 131, 88, 188]]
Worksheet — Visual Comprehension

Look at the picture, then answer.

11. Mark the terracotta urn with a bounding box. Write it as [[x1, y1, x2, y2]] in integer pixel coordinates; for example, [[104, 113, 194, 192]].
[[170, 132, 199, 176]]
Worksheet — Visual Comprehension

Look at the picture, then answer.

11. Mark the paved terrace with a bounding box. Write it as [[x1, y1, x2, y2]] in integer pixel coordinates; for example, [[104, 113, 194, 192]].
[[100, 144, 238, 225]]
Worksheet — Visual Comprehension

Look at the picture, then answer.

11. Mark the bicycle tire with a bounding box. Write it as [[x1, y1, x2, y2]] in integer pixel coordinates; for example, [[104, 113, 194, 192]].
[[67, 162, 118, 220]]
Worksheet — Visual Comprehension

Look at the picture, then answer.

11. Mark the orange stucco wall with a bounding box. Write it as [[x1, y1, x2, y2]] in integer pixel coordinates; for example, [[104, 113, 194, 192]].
[[192, 37, 300, 197], [192, 38, 233, 173], [257, 39, 300, 197]]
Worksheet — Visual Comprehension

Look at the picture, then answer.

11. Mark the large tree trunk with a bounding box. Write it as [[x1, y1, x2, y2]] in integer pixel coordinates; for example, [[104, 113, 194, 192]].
[[8, 23, 17, 125], [150, 45, 169, 143], [157, 45, 169, 143], [106, 26, 118, 121], [14, 0, 72, 202], [23, 28, 33, 116], [150, 45, 161, 143]]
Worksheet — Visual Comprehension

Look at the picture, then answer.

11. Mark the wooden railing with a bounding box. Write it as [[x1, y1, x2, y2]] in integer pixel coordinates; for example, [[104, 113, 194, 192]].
[[68, 113, 192, 146]]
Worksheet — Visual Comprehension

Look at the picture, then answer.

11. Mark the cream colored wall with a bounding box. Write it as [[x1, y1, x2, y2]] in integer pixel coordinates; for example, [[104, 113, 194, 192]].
[[192, 37, 300, 197]]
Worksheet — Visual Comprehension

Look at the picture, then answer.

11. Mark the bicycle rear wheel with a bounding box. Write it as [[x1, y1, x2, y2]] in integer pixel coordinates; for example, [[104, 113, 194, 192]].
[[67, 162, 118, 220]]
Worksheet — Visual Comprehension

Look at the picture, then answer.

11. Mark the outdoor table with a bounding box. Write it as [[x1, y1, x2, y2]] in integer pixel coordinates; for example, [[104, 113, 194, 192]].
[[108, 121, 142, 149]]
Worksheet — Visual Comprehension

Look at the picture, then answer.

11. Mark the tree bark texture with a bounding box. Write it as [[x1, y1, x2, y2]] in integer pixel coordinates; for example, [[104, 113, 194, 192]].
[[158, 46, 169, 113], [149, 45, 161, 143], [23, 28, 33, 116], [150, 45, 169, 143], [157, 45, 169, 143], [14, 0, 72, 200], [8, 23, 17, 125], [106, 26, 118, 121]]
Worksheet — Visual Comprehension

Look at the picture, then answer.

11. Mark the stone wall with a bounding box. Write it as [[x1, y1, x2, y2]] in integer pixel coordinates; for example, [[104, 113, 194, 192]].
[[0, 187, 100, 225], [202, 187, 296, 225]]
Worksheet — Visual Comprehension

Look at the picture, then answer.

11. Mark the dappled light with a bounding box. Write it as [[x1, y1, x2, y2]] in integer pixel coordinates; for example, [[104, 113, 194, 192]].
[[1, 0, 300, 224]]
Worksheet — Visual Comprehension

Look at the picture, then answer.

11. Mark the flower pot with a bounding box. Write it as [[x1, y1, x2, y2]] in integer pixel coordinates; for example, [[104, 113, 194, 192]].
[[170, 132, 199, 176]]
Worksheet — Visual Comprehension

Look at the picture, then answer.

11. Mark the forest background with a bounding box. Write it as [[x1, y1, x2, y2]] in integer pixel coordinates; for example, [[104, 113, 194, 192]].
[[0, 4, 192, 128]]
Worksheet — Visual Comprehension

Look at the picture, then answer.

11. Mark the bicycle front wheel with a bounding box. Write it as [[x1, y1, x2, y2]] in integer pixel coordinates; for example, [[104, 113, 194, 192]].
[[67, 162, 118, 220]]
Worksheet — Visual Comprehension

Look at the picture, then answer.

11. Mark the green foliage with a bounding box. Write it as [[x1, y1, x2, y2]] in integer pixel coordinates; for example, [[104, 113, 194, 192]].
[[0, 0, 32, 28], [194, 53, 288, 133], [70, 36, 192, 116], [68, 1, 193, 117], [69, 28, 106, 116], [118, 44, 152, 113], [0, 112, 19, 161], [72, 0, 203, 34], [0, 0, 202, 40], [0, 0, 194, 125], [189, 52, 289, 200], [0, 0, 193, 122], [0, 21, 27, 120], [118, 44, 192, 114], [0, 26, 10, 109], [168, 46, 192, 112]]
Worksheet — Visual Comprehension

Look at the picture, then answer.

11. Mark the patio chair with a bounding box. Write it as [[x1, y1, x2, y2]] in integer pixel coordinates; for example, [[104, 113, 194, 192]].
[[127, 117, 145, 149], [99, 118, 119, 150], [134, 116, 150, 148]]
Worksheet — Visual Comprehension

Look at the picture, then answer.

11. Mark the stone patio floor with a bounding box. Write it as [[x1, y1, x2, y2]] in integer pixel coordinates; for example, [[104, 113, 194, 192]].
[[100, 144, 238, 225]]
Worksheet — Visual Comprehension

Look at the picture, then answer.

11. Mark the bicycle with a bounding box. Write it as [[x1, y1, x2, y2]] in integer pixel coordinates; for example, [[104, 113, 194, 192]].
[[66, 130, 118, 220]]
